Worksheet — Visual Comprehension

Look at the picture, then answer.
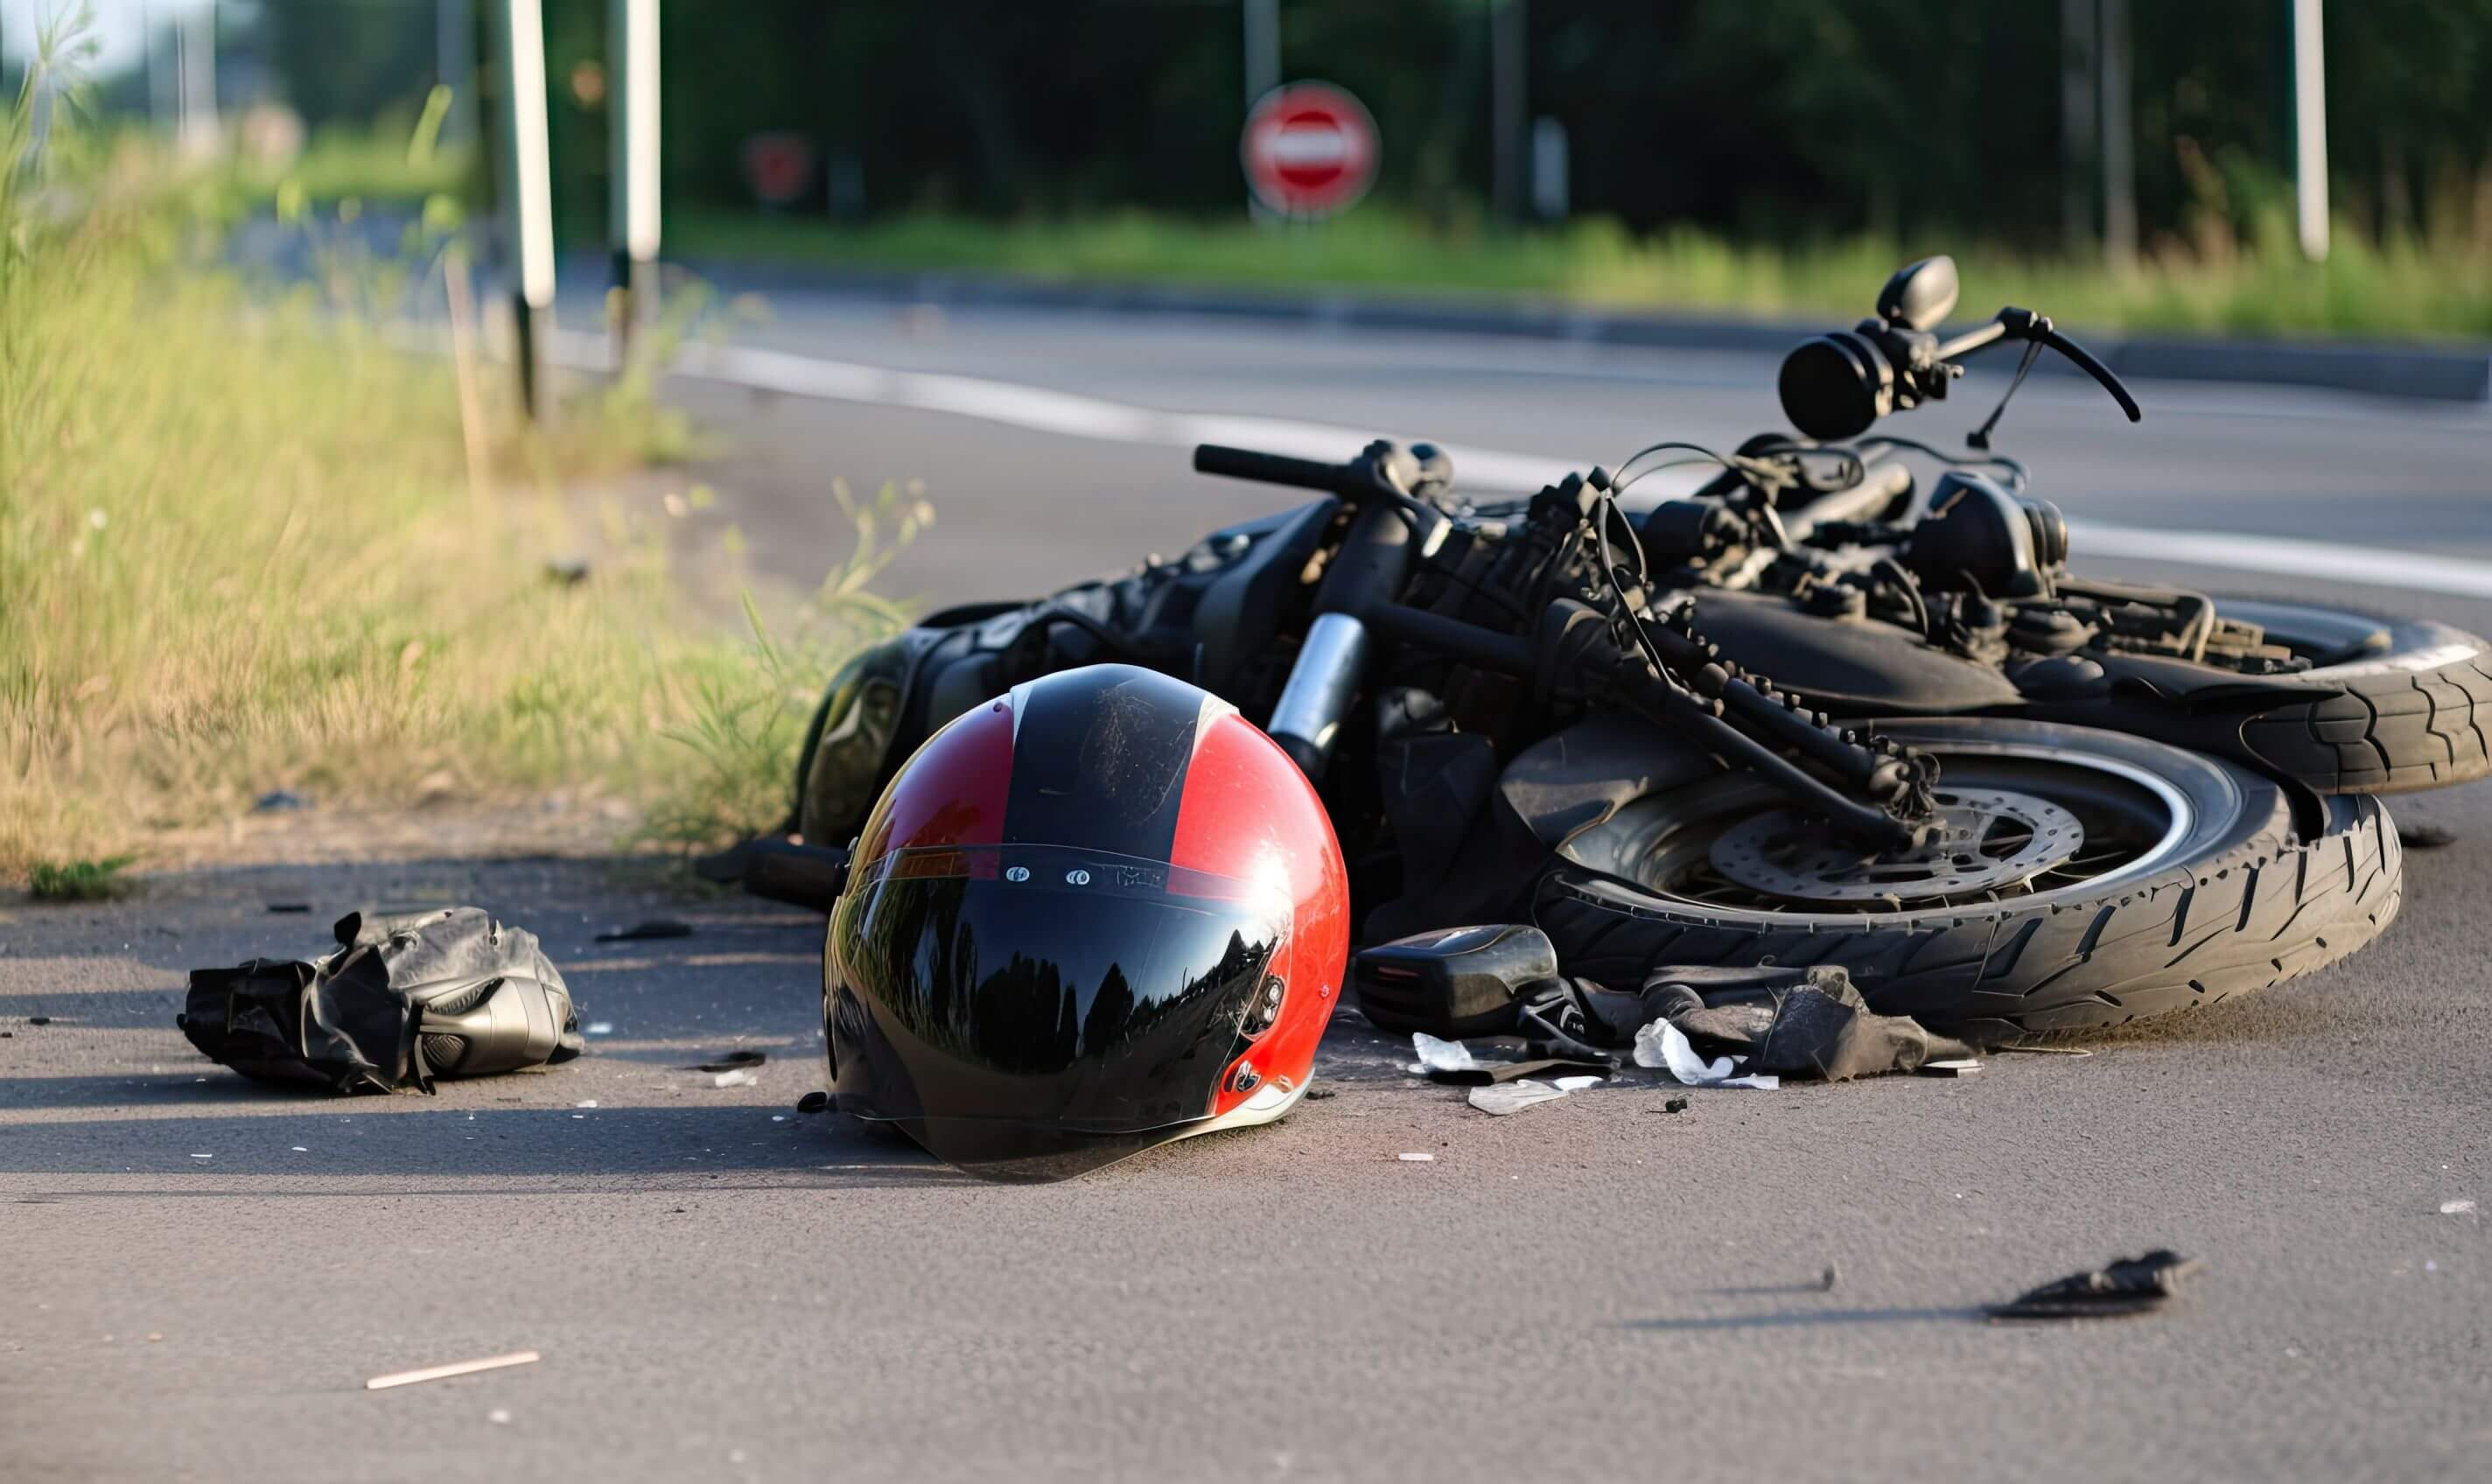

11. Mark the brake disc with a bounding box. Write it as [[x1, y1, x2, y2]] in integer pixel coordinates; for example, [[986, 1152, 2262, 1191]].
[[1707, 787, 2084, 905]]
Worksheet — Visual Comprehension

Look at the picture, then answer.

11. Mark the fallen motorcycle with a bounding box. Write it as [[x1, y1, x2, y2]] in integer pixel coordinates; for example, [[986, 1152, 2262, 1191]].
[[1624, 255, 2492, 799], [750, 277, 2407, 1037]]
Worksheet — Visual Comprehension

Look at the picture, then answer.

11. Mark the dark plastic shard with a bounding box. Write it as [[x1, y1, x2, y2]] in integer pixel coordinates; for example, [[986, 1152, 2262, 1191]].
[[596, 919, 693, 942], [687, 1049, 767, 1074], [1987, 1250, 2201, 1320]]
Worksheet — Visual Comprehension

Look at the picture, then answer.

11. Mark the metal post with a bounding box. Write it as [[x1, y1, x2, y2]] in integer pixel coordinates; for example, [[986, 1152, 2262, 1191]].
[[608, 0, 662, 358], [493, 0, 556, 419], [2060, 0, 2096, 253], [438, 0, 476, 144], [1242, 0, 1280, 111], [1490, 0, 1527, 221], [2291, 0, 2328, 262], [1529, 116, 1567, 220], [2097, 0, 2136, 270], [177, 0, 219, 156]]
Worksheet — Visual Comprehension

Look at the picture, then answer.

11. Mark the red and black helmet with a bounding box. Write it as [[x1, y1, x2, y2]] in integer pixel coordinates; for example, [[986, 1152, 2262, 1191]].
[[824, 664, 1348, 1180]]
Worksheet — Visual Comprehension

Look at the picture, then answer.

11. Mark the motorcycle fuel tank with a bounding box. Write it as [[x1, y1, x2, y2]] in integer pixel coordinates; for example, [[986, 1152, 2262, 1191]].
[[1688, 590, 2021, 714]]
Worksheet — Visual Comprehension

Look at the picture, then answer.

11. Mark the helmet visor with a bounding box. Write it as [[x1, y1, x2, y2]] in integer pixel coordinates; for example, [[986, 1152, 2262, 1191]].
[[830, 844, 1284, 1180]]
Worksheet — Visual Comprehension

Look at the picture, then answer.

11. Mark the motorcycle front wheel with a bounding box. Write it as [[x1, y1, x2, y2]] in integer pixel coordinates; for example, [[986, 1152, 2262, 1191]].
[[1536, 718, 2401, 1040]]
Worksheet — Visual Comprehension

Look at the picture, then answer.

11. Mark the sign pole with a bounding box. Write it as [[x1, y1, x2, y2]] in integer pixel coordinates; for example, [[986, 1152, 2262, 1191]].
[[609, 0, 662, 360], [2290, 0, 2328, 262], [493, 0, 556, 420]]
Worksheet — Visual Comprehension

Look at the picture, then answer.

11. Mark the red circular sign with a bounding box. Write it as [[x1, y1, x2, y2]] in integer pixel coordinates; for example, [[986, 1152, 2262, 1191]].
[[1241, 82, 1379, 219]]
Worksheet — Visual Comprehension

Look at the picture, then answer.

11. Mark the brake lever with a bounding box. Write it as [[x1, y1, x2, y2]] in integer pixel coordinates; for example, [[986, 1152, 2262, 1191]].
[[2039, 327, 2142, 422]]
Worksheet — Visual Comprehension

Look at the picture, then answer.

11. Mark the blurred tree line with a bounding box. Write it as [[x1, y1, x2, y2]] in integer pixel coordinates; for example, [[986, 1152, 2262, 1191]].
[[257, 0, 2491, 249]]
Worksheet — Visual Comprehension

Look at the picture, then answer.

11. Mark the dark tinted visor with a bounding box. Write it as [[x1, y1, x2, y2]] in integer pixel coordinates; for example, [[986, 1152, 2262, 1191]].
[[831, 844, 1282, 1180]]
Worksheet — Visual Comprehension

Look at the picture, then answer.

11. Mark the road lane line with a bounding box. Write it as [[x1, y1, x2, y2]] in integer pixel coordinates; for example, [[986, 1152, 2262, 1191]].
[[556, 332, 2492, 600]]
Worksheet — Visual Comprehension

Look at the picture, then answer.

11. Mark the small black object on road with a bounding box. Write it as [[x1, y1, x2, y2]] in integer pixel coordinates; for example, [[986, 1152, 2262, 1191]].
[[595, 919, 693, 942], [1987, 1250, 2201, 1320], [795, 1090, 830, 1115]]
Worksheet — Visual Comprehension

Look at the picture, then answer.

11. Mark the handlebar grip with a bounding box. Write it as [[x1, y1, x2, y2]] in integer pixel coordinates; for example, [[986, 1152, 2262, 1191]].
[[1193, 444, 1362, 494]]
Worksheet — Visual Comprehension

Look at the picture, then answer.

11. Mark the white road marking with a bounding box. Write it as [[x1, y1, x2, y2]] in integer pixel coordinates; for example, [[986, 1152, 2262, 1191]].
[[550, 331, 2492, 601]]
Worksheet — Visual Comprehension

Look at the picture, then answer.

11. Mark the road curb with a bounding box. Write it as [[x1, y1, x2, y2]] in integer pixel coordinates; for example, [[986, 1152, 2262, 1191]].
[[690, 261, 2492, 404]]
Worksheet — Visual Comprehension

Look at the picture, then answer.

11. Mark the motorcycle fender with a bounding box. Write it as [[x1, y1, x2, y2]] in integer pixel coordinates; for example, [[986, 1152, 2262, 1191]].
[[2090, 652, 2350, 712]]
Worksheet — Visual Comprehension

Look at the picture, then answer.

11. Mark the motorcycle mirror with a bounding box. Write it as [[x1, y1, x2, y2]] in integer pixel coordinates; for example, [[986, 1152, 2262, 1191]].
[[1876, 256, 1961, 332]]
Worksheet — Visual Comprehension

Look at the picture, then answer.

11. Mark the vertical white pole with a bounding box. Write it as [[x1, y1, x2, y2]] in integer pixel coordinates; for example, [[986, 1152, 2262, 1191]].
[[496, 0, 556, 417], [2292, 0, 2329, 262], [609, 0, 661, 356], [178, 0, 219, 156]]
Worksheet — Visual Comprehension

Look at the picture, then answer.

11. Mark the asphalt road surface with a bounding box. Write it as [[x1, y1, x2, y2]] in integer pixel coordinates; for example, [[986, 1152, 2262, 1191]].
[[9, 297, 2492, 1482]]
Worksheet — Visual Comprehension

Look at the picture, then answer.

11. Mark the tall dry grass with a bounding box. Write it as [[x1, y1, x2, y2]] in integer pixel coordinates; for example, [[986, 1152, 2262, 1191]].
[[0, 21, 898, 879]]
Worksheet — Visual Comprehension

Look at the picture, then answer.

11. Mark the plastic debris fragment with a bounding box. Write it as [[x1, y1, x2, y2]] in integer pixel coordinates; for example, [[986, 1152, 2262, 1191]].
[[1631, 1018, 1779, 1089], [1467, 1080, 1568, 1116]]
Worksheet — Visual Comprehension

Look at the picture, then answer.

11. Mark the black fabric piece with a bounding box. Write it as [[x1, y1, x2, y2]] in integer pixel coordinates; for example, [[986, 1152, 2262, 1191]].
[[1521, 966, 1972, 1081], [179, 908, 580, 1094], [1371, 722, 1499, 914], [1987, 1250, 2202, 1320]]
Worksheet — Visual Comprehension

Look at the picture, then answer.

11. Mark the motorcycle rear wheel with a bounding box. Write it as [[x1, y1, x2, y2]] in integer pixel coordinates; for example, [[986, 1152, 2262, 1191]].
[[1536, 718, 2401, 1040]]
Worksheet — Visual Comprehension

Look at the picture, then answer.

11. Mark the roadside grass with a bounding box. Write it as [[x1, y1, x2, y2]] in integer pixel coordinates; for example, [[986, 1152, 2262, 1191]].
[[25, 856, 135, 902], [0, 51, 891, 885], [673, 206, 2492, 343]]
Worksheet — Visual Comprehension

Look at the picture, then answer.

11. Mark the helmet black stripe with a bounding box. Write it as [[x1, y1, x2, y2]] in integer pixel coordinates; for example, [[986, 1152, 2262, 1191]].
[[1002, 665, 1205, 861]]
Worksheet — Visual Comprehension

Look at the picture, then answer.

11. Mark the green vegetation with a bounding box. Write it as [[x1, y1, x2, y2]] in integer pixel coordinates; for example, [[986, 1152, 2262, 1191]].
[[0, 26, 887, 886], [25, 856, 136, 902], [676, 206, 2492, 344]]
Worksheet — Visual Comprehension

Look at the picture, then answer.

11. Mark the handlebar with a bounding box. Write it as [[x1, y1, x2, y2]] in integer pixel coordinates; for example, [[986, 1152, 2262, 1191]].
[[1194, 439, 1453, 507], [1780, 304, 2140, 442]]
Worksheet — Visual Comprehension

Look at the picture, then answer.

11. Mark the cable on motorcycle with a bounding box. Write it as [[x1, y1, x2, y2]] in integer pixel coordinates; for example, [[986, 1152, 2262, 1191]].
[[1853, 435, 2030, 493]]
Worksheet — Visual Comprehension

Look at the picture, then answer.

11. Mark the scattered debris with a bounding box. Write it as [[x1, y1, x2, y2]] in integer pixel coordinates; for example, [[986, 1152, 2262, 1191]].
[[1917, 1059, 1984, 1078], [1818, 1263, 1840, 1292], [794, 1090, 830, 1115], [1986, 1250, 2200, 1320], [1662, 1096, 1690, 1114], [1467, 1080, 1570, 1116], [1552, 1074, 1606, 1091], [595, 919, 693, 942], [2398, 822, 2457, 850], [1396, 1152, 1436, 1162], [28, 1016, 51, 1026], [1409, 1033, 1479, 1074], [574, 1100, 598, 1110], [2440, 1199, 2477, 1216], [584, 1022, 615, 1036], [252, 790, 310, 813], [487, 1409, 513, 1425], [688, 1050, 767, 1074], [364, 1350, 542, 1391], [265, 902, 312, 914], [710, 1068, 760, 1089], [189, 1153, 213, 1160], [1302, 1087, 1338, 1101], [1632, 1018, 1779, 1089], [1999, 1044, 2093, 1057]]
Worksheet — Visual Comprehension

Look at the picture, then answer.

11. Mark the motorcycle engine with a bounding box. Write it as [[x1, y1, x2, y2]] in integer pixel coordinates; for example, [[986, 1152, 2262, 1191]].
[[1903, 472, 2068, 598]]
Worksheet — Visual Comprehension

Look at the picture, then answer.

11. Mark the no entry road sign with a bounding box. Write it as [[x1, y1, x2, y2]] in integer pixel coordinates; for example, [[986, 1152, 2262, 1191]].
[[1241, 82, 1379, 219]]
